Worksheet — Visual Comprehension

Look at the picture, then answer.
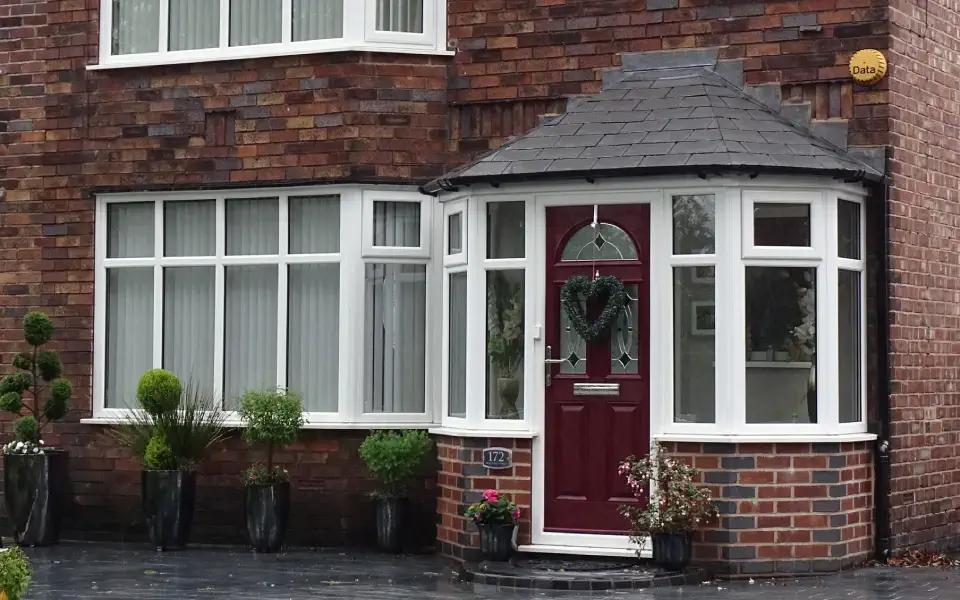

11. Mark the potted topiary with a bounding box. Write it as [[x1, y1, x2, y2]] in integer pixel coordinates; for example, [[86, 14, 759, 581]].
[[0, 311, 72, 546], [359, 430, 433, 553], [109, 369, 226, 551], [618, 442, 718, 572], [465, 489, 521, 562], [237, 388, 304, 553], [0, 546, 31, 600]]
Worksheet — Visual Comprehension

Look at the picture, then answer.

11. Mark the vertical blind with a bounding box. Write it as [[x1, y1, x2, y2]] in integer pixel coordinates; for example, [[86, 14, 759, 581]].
[[373, 201, 420, 248], [376, 0, 423, 33], [112, 0, 160, 55], [230, 0, 283, 46], [224, 265, 279, 408], [168, 0, 219, 50], [288, 264, 339, 412], [447, 272, 467, 418], [293, 0, 344, 41], [105, 269, 154, 408]]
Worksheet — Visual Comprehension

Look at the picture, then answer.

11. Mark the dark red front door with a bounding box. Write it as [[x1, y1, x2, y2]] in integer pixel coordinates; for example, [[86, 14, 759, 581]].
[[543, 204, 650, 534]]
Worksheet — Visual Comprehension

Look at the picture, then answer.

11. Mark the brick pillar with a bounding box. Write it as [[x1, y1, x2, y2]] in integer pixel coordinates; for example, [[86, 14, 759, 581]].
[[663, 441, 873, 576], [436, 436, 532, 561]]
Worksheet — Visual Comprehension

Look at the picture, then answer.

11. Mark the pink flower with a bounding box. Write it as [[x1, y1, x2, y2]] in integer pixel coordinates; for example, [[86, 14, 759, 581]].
[[512, 508, 521, 521], [482, 489, 500, 503]]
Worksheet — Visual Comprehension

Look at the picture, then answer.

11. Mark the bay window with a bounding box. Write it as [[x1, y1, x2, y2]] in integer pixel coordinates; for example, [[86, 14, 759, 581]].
[[94, 186, 432, 425], [99, 0, 446, 68]]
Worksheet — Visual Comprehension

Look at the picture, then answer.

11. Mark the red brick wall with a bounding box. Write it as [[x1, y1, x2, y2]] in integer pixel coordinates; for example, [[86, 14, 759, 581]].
[[663, 441, 873, 576], [887, 0, 960, 553], [447, 0, 891, 159], [436, 436, 532, 561]]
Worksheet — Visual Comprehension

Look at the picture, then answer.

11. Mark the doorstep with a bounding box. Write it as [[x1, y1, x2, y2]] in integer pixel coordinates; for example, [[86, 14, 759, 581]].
[[460, 555, 710, 590]]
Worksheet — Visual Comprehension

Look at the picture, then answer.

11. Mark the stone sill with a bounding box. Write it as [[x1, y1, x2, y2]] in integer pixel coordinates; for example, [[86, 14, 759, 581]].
[[654, 433, 877, 444], [428, 427, 537, 439], [80, 417, 434, 430]]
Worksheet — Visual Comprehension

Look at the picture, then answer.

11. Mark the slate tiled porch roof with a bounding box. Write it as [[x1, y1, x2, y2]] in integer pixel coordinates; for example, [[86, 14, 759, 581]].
[[422, 61, 884, 194]]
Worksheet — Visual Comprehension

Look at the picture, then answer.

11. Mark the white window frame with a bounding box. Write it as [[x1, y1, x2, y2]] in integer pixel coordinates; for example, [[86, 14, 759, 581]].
[[90, 185, 434, 428], [443, 200, 467, 268], [835, 195, 868, 434], [362, 189, 432, 259], [94, 0, 449, 70]]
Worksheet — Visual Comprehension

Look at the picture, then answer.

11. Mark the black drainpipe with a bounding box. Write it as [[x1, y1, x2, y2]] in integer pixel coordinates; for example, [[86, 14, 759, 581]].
[[874, 176, 892, 563]]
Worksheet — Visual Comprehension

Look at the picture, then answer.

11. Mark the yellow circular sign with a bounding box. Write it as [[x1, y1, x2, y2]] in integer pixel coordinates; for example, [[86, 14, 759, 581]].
[[849, 49, 887, 84]]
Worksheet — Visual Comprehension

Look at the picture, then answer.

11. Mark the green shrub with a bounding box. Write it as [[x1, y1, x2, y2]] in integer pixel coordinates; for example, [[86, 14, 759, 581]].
[[359, 430, 433, 498], [136, 369, 182, 416], [0, 312, 72, 445], [238, 388, 304, 485], [0, 546, 31, 600], [108, 377, 226, 472], [144, 434, 176, 470]]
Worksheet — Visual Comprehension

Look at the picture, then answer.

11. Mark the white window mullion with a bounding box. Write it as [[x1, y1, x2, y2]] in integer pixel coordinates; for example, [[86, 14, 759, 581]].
[[281, 0, 293, 42], [213, 197, 226, 404], [725, 187, 745, 431], [276, 195, 289, 389], [100, 0, 114, 61], [93, 200, 108, 413], [219, 0, 230, 49], [152, 201, 164, 368], [820, 193, 841, 427], [346, 0, 367, 46], [159, 0, 171, 53], [338, 190, 363, 423]]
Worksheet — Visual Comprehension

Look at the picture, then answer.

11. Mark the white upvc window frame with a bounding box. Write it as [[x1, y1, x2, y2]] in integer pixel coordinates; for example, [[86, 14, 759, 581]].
[[94, 0, 449, 70], [90, 184, 434, 428], [362, 190, 432, 260], [834, 194, 868, 435], [443, 200, 467, 268]]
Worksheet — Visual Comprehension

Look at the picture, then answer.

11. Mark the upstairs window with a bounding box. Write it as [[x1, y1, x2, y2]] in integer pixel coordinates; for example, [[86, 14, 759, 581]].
[[100, 0, 445, 68]]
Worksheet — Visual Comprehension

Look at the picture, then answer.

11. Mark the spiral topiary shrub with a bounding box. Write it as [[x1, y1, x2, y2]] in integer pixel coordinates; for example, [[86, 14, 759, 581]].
[[0, 312, 72, 448]]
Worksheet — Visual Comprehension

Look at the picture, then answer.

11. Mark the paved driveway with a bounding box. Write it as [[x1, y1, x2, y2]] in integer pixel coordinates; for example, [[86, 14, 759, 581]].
[[19, 543, 960, 599]]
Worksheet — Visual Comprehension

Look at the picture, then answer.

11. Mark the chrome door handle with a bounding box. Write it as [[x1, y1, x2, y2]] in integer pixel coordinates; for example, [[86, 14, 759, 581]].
[[544, 346, 564, 387]]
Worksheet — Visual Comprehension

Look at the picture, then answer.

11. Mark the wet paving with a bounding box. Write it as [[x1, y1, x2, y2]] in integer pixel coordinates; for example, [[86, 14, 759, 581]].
[[18, 542, 960, 599]]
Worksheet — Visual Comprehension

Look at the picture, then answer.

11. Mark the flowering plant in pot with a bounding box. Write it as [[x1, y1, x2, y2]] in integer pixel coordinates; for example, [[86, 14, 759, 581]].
[[0, 312, 72, 546], [237, 388, 304, 553], [108, 370, 226, 551], [618, 442, 717, 572], [465, 489, 521, 562], [0, 546, 31, 600], [359, 430, 433, 553]]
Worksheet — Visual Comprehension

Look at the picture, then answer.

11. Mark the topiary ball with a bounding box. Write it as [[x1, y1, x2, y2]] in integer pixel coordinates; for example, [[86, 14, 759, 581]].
[[36, 350, 63, 382], [136, 369, 182, 416], [11, 352, 33, 371], [43, 379, 71, 420], [13, 416, 38, 443], [0, 391, 22, 413], [144, 434, 176, 470], [0, 372, 32, 396], [23, 312, 54, 347]]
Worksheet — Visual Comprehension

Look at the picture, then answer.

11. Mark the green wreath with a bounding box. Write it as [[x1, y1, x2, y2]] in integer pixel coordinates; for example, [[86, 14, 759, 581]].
[[560, 275, 627, 342]]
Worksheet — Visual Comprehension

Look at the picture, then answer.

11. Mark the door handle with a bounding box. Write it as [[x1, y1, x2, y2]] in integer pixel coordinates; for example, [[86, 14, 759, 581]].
[[544, 345, 565, 387]]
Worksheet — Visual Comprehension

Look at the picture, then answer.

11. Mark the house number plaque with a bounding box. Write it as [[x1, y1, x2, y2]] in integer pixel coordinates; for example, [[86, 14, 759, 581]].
[[482, 447, 513, 470]]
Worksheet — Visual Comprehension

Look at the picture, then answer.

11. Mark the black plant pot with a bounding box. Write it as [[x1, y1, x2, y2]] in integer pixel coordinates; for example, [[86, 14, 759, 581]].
[[3, 450, 68, 546], [142, 470, 196, 551], [245, 482, 290, 553], [651, 532, 692, 572], [375, 496, 407, 553], [478, 524, 515, 562]]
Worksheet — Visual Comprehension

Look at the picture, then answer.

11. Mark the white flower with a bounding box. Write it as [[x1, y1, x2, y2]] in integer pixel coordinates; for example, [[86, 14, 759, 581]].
[[16, 442, 23, 450], [32, 447, 39, 453], [39, 440, 44, 446]]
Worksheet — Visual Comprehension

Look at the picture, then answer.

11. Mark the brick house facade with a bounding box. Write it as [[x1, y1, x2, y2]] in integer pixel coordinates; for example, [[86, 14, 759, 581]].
[[0, 0, 956, 575]]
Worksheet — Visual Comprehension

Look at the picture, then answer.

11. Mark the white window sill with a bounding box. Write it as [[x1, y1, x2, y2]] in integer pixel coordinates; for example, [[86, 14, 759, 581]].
[[428, 427, 537, 439], [88, 44, 455, 71], [654, 432, 877, 444], [81, 417, 435, 430]]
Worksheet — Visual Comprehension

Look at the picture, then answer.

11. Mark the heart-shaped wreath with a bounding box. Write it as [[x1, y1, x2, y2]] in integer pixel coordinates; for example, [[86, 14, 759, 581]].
[[560, 275, 628, 342]]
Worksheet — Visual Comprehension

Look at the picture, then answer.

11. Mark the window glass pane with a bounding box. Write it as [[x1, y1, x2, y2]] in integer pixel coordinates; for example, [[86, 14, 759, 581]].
[[612, 284, 640, 374], [108, 203, 154, 258], [226, 198, 279, 255], [373, 202, 421, 247], [839, 270, 861, 423], [486, 270, 524, 420], [230, 0, 282, 46], [838, 200, 861, 260], [112, 0, 160, 55], [487, 202, 525, 259], [163, 267, 215, 388], [754, 203, 811, 247], [448, 213, 463, 255], [376, 0, 423, 33], [745, 266, 817, 423], [289, 195, 339, 254], [292, 0, 343, 41], [169, 0, 219, 50], [288, 264, 339, 412], [673, 194, 716, 254], [560, 222, 637, 262], [165, 200, 215, 257], [105, 268, 154, 408], [448, 272, 467, 418], [364, 264, 426, 413], [223, 265, 278, 408], [673, 267, 715, 423]]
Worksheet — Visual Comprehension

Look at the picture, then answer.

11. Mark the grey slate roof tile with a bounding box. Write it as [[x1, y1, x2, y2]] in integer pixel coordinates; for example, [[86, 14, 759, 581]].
[[422, 66, 883, 194]]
